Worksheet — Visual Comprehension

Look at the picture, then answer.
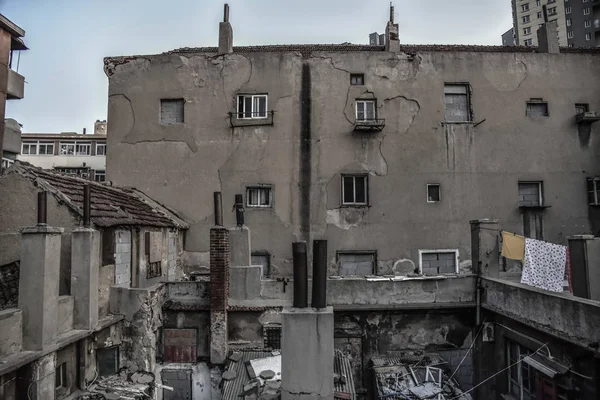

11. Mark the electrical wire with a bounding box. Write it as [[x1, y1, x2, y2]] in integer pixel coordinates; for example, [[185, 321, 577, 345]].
[[446, 342, 549, 400], [442, 319, 486, 391], [494, 322, 552, 358]]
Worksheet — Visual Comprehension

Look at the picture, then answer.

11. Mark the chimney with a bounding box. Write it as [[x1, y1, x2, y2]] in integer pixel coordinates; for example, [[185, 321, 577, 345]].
[[385, 3, 400, 52], [94, 120, 107, 136], [537, 5, 559, 54], [83, 127, 87, 135], [218, 3, 233, 55]]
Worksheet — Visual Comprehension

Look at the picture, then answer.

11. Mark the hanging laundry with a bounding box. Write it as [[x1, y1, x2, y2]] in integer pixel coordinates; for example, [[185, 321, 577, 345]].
[[501, 231, 526, 263], [521, 238, 567, 293]]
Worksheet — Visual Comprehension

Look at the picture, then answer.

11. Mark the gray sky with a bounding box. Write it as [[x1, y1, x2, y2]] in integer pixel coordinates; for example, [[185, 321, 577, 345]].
[[1, 0, 512, 134]]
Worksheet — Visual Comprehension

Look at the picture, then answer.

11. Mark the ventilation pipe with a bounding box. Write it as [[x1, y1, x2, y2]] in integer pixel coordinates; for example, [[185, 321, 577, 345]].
[[37, 191, 47, 224], [311, 240, 327, 308], [214, 192, 223, 226], [292, 242, 308, 308]]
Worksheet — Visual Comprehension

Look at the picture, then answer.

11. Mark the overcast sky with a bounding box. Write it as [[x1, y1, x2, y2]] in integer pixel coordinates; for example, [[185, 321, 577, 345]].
[[0, 0, 512, 133]]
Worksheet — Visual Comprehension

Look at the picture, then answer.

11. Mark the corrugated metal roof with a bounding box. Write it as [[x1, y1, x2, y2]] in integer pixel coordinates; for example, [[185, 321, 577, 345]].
[[222, 350, 274, 400], [334, 350, 357, 400], [4, 162, 188, 228]]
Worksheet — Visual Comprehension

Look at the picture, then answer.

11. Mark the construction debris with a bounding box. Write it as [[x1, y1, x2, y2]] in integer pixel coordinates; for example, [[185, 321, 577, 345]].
[[75, 368, 154, 400]]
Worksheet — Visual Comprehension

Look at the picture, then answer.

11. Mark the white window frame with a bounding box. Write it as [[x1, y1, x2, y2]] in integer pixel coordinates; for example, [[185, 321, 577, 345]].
[[522, 15, 530, 23], [521, 4, 529, 12], [246, 185, 273, 208], [75, 142, 91, 156], [427, 184, 441, 203], [537, 11, 542, 19], [523, 27, 531, 35], [96, 143, 107, 156], [60, 142, 76, 155], [586, 32, 592, 41], [355, 100, 377, 121], [94, 170, 106, 182], [565, 6, 571, 14], [584, 8, 590, 15], [37, 142, 54, 155], [1, 157, 14, 169], [22, 141, 38, 155], [585, 20, 592, 28], [237, 94, 268, 119], [568, 31, 574, 39], [341, 174, 368, 206], [418, 249, 460, 275], [524, 39, 533, 46], [566, 18, 572, 27], [536, 0, 540, 6]]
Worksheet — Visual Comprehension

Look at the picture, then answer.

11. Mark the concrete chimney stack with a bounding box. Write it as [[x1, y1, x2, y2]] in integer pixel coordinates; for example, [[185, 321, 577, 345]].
[[385, 3, 400, 52], [537, 5, 560, 54], [218, 3, 233, 55]]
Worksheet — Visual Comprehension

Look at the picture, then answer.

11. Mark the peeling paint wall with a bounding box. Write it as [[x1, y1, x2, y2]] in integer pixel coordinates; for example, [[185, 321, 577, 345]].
[[107, 50, 600, 277]]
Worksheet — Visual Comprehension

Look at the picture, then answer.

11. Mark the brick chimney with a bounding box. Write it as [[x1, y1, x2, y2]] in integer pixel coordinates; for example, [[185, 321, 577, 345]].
[[537, 5, 559, 54], [385, 3, 400, 52], [218, 3, 233, 55]]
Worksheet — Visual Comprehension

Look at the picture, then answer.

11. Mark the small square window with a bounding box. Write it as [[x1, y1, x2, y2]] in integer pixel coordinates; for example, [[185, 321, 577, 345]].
[[576, 103, 589, 116], [584, 8, 590, 15], [526, 99, 548, 117], [537, 11, 542, 19], [588, 178, 600, 205], [160, 99, 185, 124], [586, 32, 592, 41], [237, 94, 268, 119], [427, 184, 440, 203], [566, 18, 571, 27], [524, 39, 533, 46], [585, 20, 592, 28], [251, 251, 271, 277], [523, 27, 531, 35], [97, 346, 119, 377], [337, 251, 376, 276], [342, 175, 368, 206], [94, 170, 106, 182], [355, 100, 376, 121], [55, 362, 67, 389], [350, 74, 364, 85], [96, 143, 107, 156], [264, 324, 282, 350], [246, 186, 272, 207], [444, 84, 472, 123], [419, 250, 458, 275], [522, 15, 530, 24], [519, 181, 543, 207], [566, 6, 572, 14]]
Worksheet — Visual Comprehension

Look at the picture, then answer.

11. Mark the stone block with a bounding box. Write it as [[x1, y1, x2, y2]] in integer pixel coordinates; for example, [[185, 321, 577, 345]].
[[0, 308, 22, 357], [229, 266, 262, 300]]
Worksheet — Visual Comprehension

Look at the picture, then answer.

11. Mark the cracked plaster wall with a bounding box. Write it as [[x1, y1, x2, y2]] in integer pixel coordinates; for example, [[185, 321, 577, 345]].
[[107, 50, 600, 278]]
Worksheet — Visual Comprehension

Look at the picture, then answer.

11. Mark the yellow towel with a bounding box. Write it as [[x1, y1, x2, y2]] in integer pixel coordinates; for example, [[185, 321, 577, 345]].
[[501, 231, 526, 263]]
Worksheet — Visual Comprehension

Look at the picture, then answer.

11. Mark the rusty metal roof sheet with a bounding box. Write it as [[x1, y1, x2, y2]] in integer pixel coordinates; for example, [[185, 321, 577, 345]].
[[5, 161, 188, 228], [334, 350, 357, 400]]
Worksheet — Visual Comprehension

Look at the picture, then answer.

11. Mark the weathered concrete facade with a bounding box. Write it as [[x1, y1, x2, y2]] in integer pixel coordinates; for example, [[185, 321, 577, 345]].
[[106, 46, 600, 278]]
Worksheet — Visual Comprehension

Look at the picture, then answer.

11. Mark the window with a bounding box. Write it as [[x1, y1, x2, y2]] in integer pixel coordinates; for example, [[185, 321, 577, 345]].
[[60, 142, 75, 155], [355, 100, 376, 121], [97, 347, 119, 377], [1, 158, 14, 169], [507, 341, 536, 399], [264, 324, 282, 350], [444, 84, 472, 122], [519, 181, 543, 207], [337, 251, 376, 276], [523, 27, 532, 35], [523, 15, 531, 23], [38, 142, 54, 155], [342, 174, 368, 206], [251, 251, 271, 277], [566, 18, 571, 27], [575, 103, 589, 116], [147, 261, 162, 279], [94, 170, 106, 182], [75, 142, 91, 156], [536, 0, 540, 5], [585, 20, 592, 28], [419, 250, 458, 275], [246, 186, 272, 207], [526, 99, 548, 117], [427, 184, 441, 203], [537, 11, 542, 18], [160, 98, 184, 124], [237, 94, 268, 119], [565, 6, 571, 14], [521, 4, 529, 12], [586, 32, 592, 41], [96, 143, 106, 156], [588, 178, 600, 205], [547, 7, 557, 15], [584, 7, 590, 15], [55, 362, 67, 389], [524, 39, 533, 46], [22, 141, 37, 155], [568, 31, 574, 39], [350, 73, 364, 85]]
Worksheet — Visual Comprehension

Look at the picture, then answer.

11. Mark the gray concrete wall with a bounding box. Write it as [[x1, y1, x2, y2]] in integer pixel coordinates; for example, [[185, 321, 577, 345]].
[[155, 362, 212, 400], [98, 263, 115, 318], [162, 310, 210, 358], [0, 308, 22, 357], [57, 295, 74, 335], [106, 49, 600, 279], [0, 173, 80, 293], [114, 229, 132, 288], [55, 343, 78, 399]]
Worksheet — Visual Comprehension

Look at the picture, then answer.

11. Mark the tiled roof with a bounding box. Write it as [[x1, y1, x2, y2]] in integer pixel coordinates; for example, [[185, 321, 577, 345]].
[[5, 162, 188, 229], [164, 44, 600, 56]]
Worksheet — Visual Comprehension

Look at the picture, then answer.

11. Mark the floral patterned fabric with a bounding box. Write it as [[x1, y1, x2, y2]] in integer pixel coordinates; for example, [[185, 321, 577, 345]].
[[521, 238, 567, 293]]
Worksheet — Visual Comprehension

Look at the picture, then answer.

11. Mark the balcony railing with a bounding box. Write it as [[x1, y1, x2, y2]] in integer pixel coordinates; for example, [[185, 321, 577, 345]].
[[353, 118, 386, 132], [6, 69, 24, 100], [228, 110, 275, 127]]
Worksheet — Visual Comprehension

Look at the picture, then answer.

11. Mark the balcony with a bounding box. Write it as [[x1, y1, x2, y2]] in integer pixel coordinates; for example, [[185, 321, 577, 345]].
[[353, 118, 386, 132], [6, 69, 24, 100], [228, 110, 274, 127], [576, 111, 600, 125]]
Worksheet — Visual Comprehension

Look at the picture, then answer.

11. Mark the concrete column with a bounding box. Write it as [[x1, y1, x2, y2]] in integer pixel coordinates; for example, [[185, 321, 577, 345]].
[[229, 226, 251, 267], [537, 22, 559, 54], [568, 235, 600, 300], [19, 225, 63, 351], [470, 219, 500, 278], [281, 307, 334, 400], [210, 226, 230, 364], [71, 227, 100, 329], [27, 352, 56, 400]]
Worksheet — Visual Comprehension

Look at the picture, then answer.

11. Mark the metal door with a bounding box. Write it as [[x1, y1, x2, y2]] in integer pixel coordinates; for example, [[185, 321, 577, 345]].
[[161, 369, 192, 400]]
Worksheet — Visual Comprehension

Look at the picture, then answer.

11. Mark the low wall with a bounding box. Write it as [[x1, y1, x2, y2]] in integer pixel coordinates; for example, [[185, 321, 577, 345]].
[[0, 308, 22, 357]]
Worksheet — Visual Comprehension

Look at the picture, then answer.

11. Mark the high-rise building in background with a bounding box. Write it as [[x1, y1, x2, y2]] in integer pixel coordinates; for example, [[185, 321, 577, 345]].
[[369, 32, 385, 45], [509, 0, 599, 47], [502, 27, 516, 46]]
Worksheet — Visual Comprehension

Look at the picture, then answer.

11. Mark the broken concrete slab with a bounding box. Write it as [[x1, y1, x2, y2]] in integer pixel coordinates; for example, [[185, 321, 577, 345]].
[[260, 369, 276, 380], [223, 370, 237, 381]]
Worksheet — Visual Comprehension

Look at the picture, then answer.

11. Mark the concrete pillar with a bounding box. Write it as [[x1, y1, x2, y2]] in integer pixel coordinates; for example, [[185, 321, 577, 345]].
[[19, 225, 63, 350], [27, 352, 56, 400], [229, 226, 251, 267], [71, 227, 100, 329], [568, 235, 600, 300], [470, 219, 500, 278], [210, 226, 230, 364], [537, 22, 559, 54], [281, 307, 334, 400]]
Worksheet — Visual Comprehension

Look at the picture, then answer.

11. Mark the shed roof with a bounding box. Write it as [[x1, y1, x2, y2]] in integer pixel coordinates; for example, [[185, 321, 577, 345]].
[[3, 162, 188, 229]]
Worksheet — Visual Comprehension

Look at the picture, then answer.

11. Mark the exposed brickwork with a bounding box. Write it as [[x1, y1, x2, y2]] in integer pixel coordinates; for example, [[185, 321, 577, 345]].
[[210, 226, 230, 312]]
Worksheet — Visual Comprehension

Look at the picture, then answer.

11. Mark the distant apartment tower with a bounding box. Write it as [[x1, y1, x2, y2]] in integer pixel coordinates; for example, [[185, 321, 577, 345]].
[[17, 120, 108, 182], [502, 27, 516, 45], [369, 32, 385, 45], [511, 0, 599, 48]]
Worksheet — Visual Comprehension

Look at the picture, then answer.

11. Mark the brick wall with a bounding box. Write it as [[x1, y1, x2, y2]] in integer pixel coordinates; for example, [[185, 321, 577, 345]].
[[438, 348, 473, 391], [210, 227, 230, 311]]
